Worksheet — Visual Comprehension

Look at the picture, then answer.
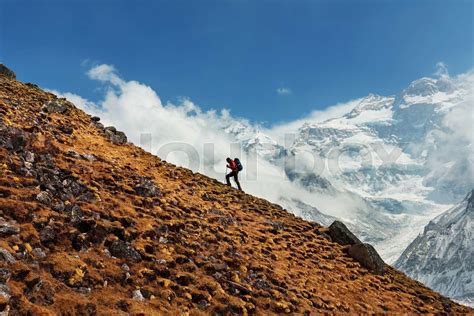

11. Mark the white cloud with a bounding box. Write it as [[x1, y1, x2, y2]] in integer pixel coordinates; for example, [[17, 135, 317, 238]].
[[49, 63, 371, 215], [276, 87, 292, 95], [48, 63, 474, 261], [435, 61, 449, 77]]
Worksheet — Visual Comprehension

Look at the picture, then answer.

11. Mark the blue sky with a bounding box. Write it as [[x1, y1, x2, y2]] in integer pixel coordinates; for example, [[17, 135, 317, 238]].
[[1, 0, 472, 124]]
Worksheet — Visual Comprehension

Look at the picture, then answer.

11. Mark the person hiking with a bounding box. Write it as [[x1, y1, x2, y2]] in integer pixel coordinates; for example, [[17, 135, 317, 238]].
[[225, 157, 242, 191]]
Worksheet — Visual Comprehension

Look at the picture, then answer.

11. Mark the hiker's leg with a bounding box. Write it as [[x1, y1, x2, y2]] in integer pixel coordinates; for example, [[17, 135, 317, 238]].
[[234, 172, 242, 191], [225, 173, 232, 186]]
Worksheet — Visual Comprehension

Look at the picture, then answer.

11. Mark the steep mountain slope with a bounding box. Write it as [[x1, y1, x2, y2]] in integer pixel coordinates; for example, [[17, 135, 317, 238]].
[[0, 68, 471, 314], [395, 190, 474, 307]]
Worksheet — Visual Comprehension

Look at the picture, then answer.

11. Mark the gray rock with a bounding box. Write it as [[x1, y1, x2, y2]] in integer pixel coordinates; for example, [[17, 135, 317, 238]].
[[76, 287, 91, 295], [39, 226, 56, 243], [91, 116, 101, 122], [0, 248, 16, 264], [36, 191, 52, 205], [121, 263, 130, 272], [109, 240, 142, 262], [32, 248, 47, 259], [25, 151, 35, 163], [328, 221, 361, 246], [134, 177, 160, 198], [43, 100, 68, 114], [0, 268, 11, 283], [0, 283, 10, 300], [0, 64, 15, 80], [132, 289, 144, 301], [0, 122, 28, 151], [0, 219, 19, 236], [104, 126, 127, 144], [52, 202, 65, 212], [348, 243, 385, 275], [82, 154, 96, 161]]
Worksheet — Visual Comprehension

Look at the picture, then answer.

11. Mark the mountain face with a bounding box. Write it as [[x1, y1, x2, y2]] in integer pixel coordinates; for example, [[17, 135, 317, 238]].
[[228, 72, 473, 264], [395, 190, 474, 307], [1, 66, 472, 314]]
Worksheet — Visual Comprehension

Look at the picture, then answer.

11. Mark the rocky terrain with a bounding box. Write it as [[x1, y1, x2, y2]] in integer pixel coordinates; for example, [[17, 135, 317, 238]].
[[0, 65, 472, 314]]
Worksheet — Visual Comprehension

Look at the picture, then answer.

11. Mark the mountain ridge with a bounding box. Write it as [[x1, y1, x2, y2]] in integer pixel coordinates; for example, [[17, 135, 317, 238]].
[[0, 65, 472, 314]]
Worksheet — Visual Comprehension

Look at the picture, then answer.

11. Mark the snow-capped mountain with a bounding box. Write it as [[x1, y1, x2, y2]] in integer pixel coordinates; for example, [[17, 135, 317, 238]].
[[50, 63, 473, 305], [395, 190, 474, 307], [224, 71, 473, 264]]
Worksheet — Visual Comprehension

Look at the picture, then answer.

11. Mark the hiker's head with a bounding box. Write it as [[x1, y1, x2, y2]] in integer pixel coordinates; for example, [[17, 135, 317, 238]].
[[226, 157, 232, 163]]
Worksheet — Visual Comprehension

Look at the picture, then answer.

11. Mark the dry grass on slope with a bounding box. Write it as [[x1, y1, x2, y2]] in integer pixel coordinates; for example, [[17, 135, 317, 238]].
[[0, 75, 472, 315]]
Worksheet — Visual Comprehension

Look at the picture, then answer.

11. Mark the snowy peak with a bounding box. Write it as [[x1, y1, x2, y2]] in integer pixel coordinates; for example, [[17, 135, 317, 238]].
[[395, 190, 474, 306], [345, 94, 395, 119], [403, 77, 440, 97]]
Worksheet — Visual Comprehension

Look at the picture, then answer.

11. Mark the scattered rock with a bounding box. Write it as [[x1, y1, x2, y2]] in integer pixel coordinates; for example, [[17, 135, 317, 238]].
[[25, 279, 55, 305], [348, 243, 385, 275], [134, 177, 160, 198], [328, 221, 361, 246], [59, 125, 74, 135], [39, 226, 56, 243], [91, 116, 101, 122], [0, 64, 16, 80], [121, 263, 130, 272], [0, 122, 29, 152], [109, 240, 142, 262], [228, 280, 252, 295], [132, 289, 145, 301], [104, 126, 127, 144], [43, 100, 68, 114], [0, 269, 10, 283], [36, 191, 52, 205], [76, 287, 91, 295], [253, 279, 270, 290], [52, 202, 65, 212], [0, 248, 16, 264], [32, 248, 47, 259], [25, 151, 35, 163], [267, 220, 285, 233], [82, 154, 96, 161], [0, 219, 19, 236], [0, 284, 10, 300]]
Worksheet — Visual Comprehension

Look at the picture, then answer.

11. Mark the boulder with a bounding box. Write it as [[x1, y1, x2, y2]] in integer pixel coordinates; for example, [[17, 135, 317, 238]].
[[39, 226, 56, 243], [348, 243, 385, 275], [0, 64, 15, 80], [134, 177, 160, 198], [43, 100, 68, 114], [36, 191, 52, 205], [0, 123, 29, 152], [0, 269, 10, 283], [109, 240, 142, 262], [0, 248, 16, 264], [0, 219, 19, 236], [104, 127, 127, 144], [328, 221, 361, 246]]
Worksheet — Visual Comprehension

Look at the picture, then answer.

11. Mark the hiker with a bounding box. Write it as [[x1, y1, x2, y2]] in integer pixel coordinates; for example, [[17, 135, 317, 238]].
[[225, 157, 243, 191]]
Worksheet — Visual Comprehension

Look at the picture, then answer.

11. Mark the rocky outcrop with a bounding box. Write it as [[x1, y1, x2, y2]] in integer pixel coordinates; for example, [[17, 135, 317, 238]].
[[104, 126, 127, 144], [0, 64, 15, 80], [348, 243, 385, 275], [329, 221, 385, 274], [328, 221, 361, 245]]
